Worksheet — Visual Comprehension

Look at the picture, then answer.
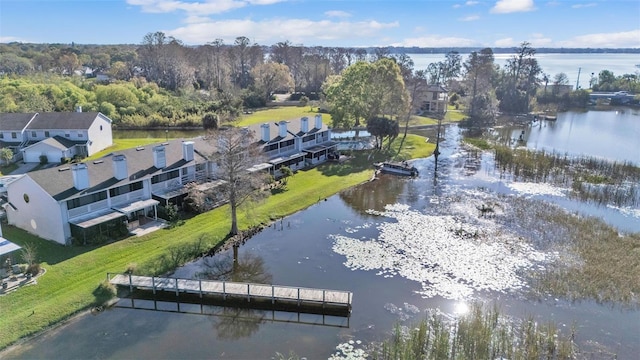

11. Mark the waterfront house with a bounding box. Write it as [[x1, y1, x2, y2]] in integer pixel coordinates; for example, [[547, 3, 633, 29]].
[[3, 115, 336, 245], [421, 85, 449, 114], [4, 139, 214, 245], [250, 114, 336, 176]]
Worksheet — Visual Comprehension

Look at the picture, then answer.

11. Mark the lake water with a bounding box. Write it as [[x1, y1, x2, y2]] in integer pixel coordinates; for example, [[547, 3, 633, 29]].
[[409, 52, 639, 90], [5, 108, 640, 359]]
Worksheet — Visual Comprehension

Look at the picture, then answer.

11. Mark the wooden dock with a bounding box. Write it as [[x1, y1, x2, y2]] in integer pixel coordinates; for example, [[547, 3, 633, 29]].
[[107, 273, 352, 315]]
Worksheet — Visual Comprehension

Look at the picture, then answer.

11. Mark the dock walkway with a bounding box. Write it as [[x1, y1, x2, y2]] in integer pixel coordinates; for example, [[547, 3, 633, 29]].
[[108, 273, 352, 314]]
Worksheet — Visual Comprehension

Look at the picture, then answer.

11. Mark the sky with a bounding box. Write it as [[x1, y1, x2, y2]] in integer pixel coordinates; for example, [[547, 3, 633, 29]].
[[1, 0, 639, 48]]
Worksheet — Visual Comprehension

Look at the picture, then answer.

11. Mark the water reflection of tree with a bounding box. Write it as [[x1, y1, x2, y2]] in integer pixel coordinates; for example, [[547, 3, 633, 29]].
[[197, 251, 273, 340], [339, 175, 406, 213], [198, 251, 272, 283]]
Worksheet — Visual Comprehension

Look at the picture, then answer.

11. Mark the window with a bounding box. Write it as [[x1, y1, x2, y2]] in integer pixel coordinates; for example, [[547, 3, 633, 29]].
[[100, 125, 103, 131], [67, 191, 108, 210], [432, 92, 438, 100], [65, 133, 70, 138], [11, 132, 17, 139], [303, 135, 315, 143], [265, 143, 278, 152], [31, 131, 36, 137], [0, 133, 4, 139], [151, 169, 179, 184], [109, 181, 143, 197], [44, 131, 50, 137], [280, 139, 294, 148], [78, 133, 83, 138]]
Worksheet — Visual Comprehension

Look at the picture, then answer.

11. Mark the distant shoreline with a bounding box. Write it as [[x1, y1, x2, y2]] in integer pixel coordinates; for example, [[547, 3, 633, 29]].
[[2, 42, 639, 54]]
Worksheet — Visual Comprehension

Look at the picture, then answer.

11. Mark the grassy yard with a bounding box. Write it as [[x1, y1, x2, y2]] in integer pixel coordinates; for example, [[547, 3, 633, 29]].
[[234, 106, 332, 127], [0, 163, 18, 176], [0, 134, 432, 350]]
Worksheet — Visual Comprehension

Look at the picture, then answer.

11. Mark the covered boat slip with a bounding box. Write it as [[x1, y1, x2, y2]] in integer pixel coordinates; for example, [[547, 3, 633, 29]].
[[69, 199, 160, 243]]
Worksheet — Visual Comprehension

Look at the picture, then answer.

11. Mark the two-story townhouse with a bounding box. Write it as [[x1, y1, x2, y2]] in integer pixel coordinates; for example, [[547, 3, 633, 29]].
[[0, 113, 38, 162], [20, 111, 113, 163], [249, 114, 336, 175], [4, 139, 213, 245]]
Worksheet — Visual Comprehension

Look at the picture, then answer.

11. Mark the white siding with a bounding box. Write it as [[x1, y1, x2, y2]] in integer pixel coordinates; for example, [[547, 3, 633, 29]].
[[22, 142, 67, 163], [5, 175, 67, 244], [86, 114, 112, 155]]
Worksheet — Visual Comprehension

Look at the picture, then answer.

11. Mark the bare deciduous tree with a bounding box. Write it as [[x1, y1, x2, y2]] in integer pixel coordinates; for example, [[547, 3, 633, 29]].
[[208, 127, 269, 235]]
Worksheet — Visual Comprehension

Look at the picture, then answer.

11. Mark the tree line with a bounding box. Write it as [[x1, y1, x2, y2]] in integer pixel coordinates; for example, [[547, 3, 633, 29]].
[[1, 37, 638, 130]]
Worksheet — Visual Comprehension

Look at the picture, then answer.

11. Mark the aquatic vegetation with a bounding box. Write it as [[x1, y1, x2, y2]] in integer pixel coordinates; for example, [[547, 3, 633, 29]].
[[329, 303, 576, 360], [493, 145, 640, 207], [332, 203, 551, 300]]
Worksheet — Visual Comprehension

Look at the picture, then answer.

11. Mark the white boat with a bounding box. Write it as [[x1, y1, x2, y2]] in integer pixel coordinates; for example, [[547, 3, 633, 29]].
[[374, 161, 419, 176]]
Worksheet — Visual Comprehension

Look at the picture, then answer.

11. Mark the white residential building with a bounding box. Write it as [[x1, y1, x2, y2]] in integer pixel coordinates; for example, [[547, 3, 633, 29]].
[[0, 111, 113, 163], [3, 115, 336, 245]]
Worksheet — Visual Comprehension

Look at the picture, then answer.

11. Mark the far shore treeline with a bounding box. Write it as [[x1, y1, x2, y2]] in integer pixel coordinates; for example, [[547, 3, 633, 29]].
[[1, 37, 638, 131]]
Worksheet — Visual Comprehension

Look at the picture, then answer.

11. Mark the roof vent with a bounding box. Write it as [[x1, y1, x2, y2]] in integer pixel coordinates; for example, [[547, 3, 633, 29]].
[[58, 167, 70, 172], [93, 160, 104, 164], [136, 146, 145, 151]]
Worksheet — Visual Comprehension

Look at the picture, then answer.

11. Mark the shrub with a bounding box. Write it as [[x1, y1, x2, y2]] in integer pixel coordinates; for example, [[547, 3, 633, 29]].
[[26, 263, 41, 277], [39, 155, 48, 165], [93, 279, 117, 304]]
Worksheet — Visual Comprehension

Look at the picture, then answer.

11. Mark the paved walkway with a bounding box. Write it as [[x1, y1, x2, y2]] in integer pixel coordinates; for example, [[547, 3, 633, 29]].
[[9, 162, 39, 175]]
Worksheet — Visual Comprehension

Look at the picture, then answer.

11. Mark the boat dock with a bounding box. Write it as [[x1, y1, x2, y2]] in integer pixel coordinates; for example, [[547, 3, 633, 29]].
[[107, 273, 352, 316]]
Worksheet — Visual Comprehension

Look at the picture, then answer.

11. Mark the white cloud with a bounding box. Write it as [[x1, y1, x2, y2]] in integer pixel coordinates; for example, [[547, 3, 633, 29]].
[[571, 2, 597, 9], [490, 0, 535, 14], [127, 0, 286, 15], [459, 14, 480, 21], [325, 10, 351, 18], [466, 1, 479, 5], [0, 36, 28, 43], [494, 37, 517, 47], [392, 35, 478, 47], [165, 18, 399, 45], [556, 29, 640, 48]]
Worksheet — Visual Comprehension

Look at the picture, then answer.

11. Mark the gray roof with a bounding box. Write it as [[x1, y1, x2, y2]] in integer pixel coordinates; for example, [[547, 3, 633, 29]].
[[25, 136, 84, 151], [0, 113, 37, 131], [26, 112, 107, 130], [27, 138, 208, 201]]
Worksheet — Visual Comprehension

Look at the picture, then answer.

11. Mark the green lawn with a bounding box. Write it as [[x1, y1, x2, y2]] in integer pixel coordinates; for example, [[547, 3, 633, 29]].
[[0, 133, 432, 350], [0, 163, 18, 176], [85, 138, 167, 161], [234, 106, 333, 127]]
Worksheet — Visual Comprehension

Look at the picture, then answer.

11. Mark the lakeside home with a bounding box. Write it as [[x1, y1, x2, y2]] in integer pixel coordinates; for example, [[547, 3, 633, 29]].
[[3, 115, 335, 245]]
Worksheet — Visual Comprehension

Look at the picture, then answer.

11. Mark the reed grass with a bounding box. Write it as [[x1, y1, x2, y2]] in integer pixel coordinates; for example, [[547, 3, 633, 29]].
[[365, 303, 576, 360], [493, 145, 640, 207]]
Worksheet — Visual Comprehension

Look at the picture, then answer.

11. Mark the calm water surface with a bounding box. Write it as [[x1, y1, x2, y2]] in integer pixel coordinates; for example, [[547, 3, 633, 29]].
[[410, 53, 639, 89], [6, 113, 640, 359]]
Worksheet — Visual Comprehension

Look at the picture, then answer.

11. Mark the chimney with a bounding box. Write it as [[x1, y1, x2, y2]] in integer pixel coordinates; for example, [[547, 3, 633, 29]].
[[260, 123, 270, 142], [301, 117, 309, 133], [182, 141, 194, 162], [112, 155, 127, 180], [76, 105, 82, 112], [153, 145, 166, 169], [71, 163, 90, 190], [278, 120, 288, 138], [314, 114, 323, 129]]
